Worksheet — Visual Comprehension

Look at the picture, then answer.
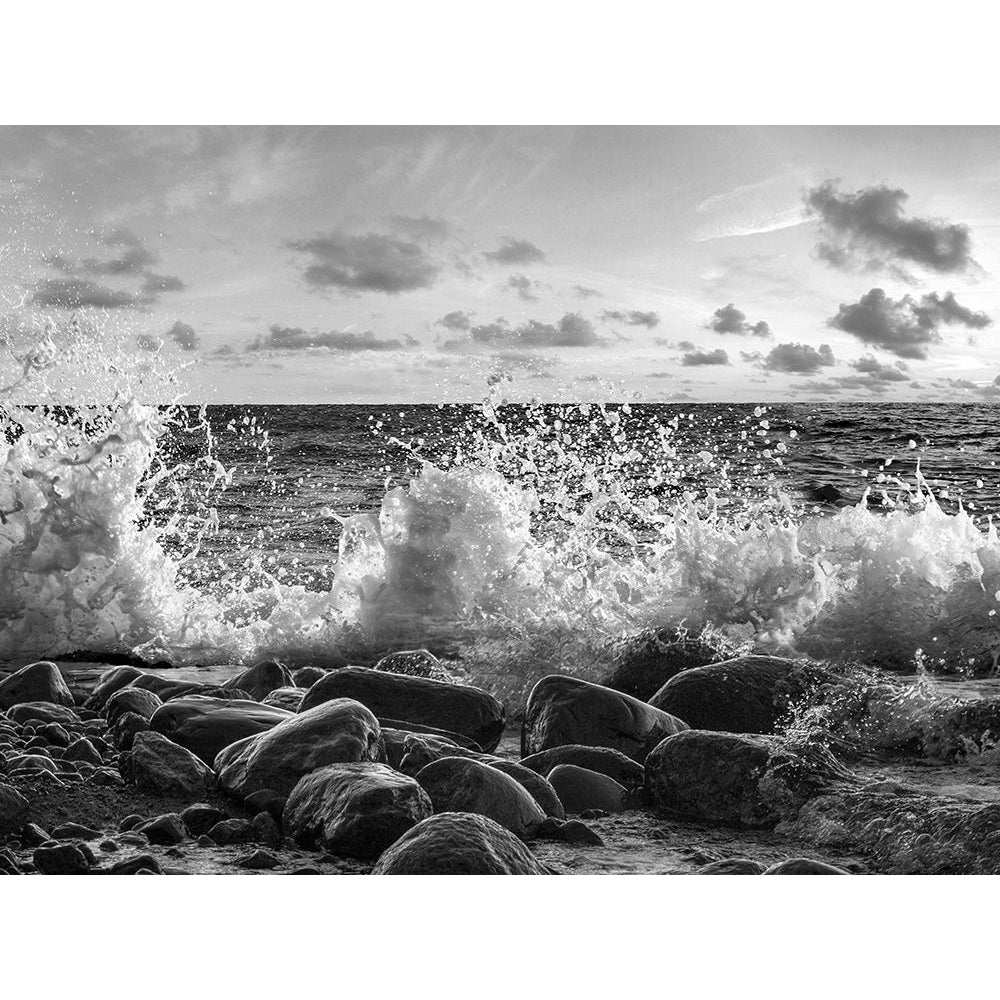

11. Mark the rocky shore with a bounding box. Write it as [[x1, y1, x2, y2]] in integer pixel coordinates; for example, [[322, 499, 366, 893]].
[[3, 636, 1000, 875]]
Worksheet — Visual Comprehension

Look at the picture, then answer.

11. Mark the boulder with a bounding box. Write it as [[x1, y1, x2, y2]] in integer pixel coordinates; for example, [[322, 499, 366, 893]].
[[547, 764, 626, 814], [0, 661, 73, 710], [262, 687, 305, 712], [206, 818, 251, 845], [644, 730, 853, 828], [6, 702, 80, 725], [372, 812, 549, 875], [110, 711, 150, 751], [221, 660, 294, 702], [284, 762, 433, 861], [33, 842, 89, 875], [62, 738, 103, 766], [135, 813, 186, 845], [415, 756, 545, 839], [487, 759, 565, 819], [300, 667, 505, 752], [0, 783, 29, 834], [519, 745, 644, 790], [698, 858, 767, 874], [128, 675, 250, 703], [84, 666, 145, 712], [150, 697, 294, 764], [648, 656, 830, 735], [292, 666, 328, 688], [180, 803, 226, 837], [522, 675, 687, 763], [763, 858, 850, 875], [600, 629, 725, 700], [104, 686, 163, 724], [385, 728, 487, 775], [122, 730, 216, 798], [373, 648, 453, 681], [215, 698, 384, 799]]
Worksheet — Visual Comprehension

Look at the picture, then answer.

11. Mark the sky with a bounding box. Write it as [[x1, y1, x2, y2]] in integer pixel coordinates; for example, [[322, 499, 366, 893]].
[[3, 124, 1000, 403]]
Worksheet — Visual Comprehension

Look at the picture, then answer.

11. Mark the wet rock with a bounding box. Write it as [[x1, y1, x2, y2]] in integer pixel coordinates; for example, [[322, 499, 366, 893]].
[[99, 839, 119, 852], [644, 730, 853, 827], [122, 730, 216, 798], [50, 822, 101, 840], [0, 661, 73, 710], [180, 803, 226, 837], [300, 666, 505, 753], [236, 848, 280, 870], [388, 728, 488, 775], [84, 666, 145, 712], [119, 814, 144, 831], [221, 660, 294, 702], [21, 823, 51, 847], [600, 628, 726, 701], [284, 762, 433, 861], [150, 697, 294, 764], [648, 656, 832, 735], [40, 723, 72, 748], [206, 818, 252, 845], [34, 842, 90, 874], [110, 711, 151, 751], [215, 698, 384, 799], [522, 675, 687, 763], [129, 675, 250, 703], [373, 648, 454, 682], [698, 858, 767, 874], [110, 853, 162, 875], [487, 760, 565, 819], [558, 819, 605, 846], [416, 757, 545, 839], [763, 858, 850, 874], [62, 738, 104, 766], [292, 666, 328, 688], [373, 812, 549, 875], [105, 686, 163, 724], [6, 702, 79, 726], [262, 687, 305, 712], [119, 831, 149, 846], [250, 811, 282, 848], [547, 764, 626, 815], [0, 783, 30, 833], [8, 753, 57, 774], [520, 744, 644, 790], [135, 813, 187, 845], [0, 849, 20, 875], [289, 865, 321, 874], [244, 789, 287, 821]]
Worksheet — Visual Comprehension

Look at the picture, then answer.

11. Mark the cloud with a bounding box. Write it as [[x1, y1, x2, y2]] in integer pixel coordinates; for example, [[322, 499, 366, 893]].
[[707, 303, 771, 337], [681, 348, 730, 366], [435, 310, 474, 332], [142, 272, 186, 296], [167, 320, 199, 351], [288, 232, 440, 294], [805, 180, 975, 275], [32, 277, 140, 309], [573, 285, 601, 299], [849, 355, 910, 382], [506, 273, 544, 302], [248, 324, 414, 352], [827, 288, 991, 359], [483, 237, 546, 265], [601, 309, 660, 328], [763, 342, 835, 373], [444, 312, 600, 351], [390, 215, 451, 242]]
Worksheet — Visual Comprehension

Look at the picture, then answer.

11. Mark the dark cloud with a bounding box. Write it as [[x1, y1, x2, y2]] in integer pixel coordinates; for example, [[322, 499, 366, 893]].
[[601, 309, 660, 329], [483, 238, 546, 265], [248, 324, 413, 352], [763, 342, 835, 373], [142, 272, 186, 296], [849, 355, 910, 382], [805, 180, 975, 276], [288, 232, 440, 294], [167, 320, 199, 351], [389, 215, 451, 242], [827, 288, 991, 359], [572, 285, 602, 299], [83, 228, 158, 275], [444, 312, 600, 351], [707, 303, 771, 337], [506, 273, 544, 302], [681, 348, 730, 366], [435, 310, 474, 332], [32, 277, 139, 309]]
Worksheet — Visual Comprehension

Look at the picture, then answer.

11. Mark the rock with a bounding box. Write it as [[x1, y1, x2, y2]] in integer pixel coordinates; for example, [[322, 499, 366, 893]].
[[40, 723, 71, 748], [215, 698, 384, 799], [763, 858, 850, 875], [236, 848, 280, 870], [381, 719, 484, 751], [49, 822, 100, 840], [249, 811, 282, 848], [84, 666, 145, 711], [221, 660, 294, 702], [122, 730, 216, 798], [0, 850, 20, 875], [300, 667, 505, 753], [644, 730, 852, 828], [206, 818, 251, 845], [547, 764, 626, 814], [8, 753, 57, 774], [135, 813, 187, 845], [487, 760, 565, 819], [292, 666, 327, 688], [373, 812, 549, 875], [110, 854, 162, 875], [558, 819, 605, 846], [62, 738, 103, 766], [128, 675, 250, 703], [387, 728, 487, 775], [33, 842, 90, 874], [0, 783, 29, 834], [119, 814, 144, 831], [522, 675, 687, 763], [648, 656, 831, 735], [6, 702, 79, 725], [519, 745, 645, 790], [245, 789, 287, 821], [261, 687, 305, 712], [416, 757, 546, 839], [0, 661, 73, 710], [109, 711, 150, 750], [373, 648, 453, 681], [21, 823, 51, 847], [600, 628, 726, 700], [180, 803, 226, 837], [698, 858, 767, 874], [284, 762, 433, 861], [104, 686, 163, 724], [150, 697, 295, 764]]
